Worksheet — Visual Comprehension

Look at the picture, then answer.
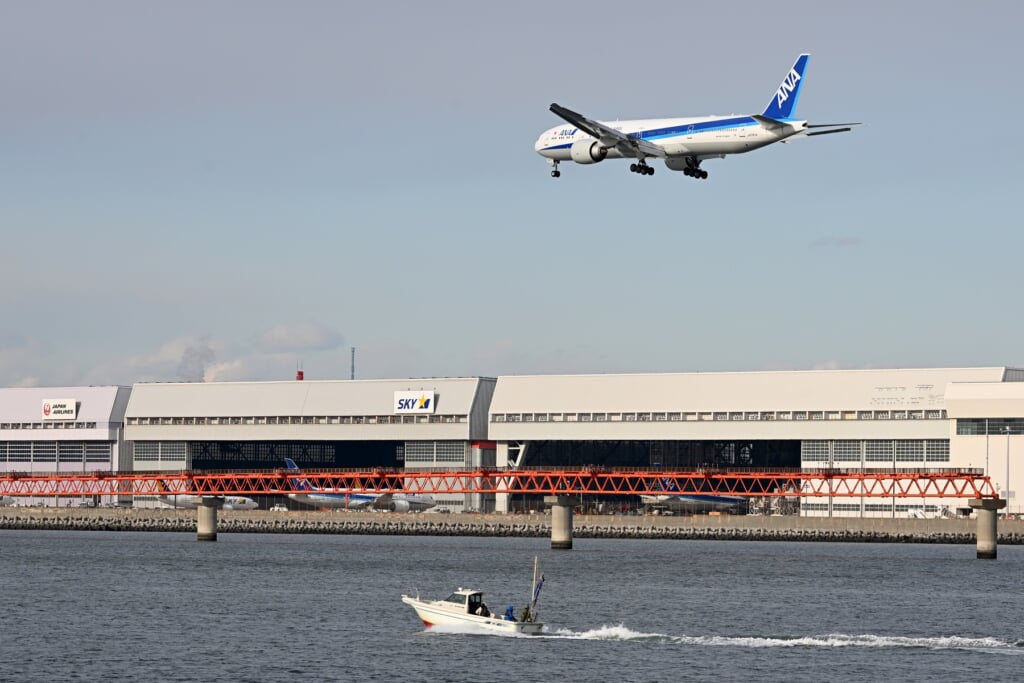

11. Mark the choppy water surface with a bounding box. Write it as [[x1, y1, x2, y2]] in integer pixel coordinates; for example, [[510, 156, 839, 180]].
[[2, 531, 1020, 681]]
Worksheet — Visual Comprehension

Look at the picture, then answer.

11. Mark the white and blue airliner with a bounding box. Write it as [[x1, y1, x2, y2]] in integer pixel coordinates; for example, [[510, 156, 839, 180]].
[[534, 54, 858, 180]]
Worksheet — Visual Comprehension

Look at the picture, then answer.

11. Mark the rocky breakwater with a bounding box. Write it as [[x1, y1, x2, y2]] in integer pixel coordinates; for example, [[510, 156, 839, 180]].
[[3, 508, 1024, 544]]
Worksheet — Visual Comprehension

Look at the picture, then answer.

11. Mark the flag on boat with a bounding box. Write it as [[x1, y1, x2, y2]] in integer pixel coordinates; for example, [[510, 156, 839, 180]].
[[533, 572, 545, 604]]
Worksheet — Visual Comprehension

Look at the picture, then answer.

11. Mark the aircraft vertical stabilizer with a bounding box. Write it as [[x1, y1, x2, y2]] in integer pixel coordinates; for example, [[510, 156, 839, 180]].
[[761, 53, 810, 120]]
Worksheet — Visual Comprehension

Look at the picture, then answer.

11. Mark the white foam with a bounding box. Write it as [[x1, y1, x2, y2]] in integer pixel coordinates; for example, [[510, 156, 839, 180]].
[[541, 626, 1022, 653]]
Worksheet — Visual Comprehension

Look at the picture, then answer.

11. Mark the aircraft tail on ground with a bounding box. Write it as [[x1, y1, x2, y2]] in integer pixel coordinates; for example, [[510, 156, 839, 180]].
[[283, 458, 313, 491], [762, 53, 810, 120]]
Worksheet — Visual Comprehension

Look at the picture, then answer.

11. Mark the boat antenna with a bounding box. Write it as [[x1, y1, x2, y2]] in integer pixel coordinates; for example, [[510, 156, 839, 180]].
[[528, 555, 544, 623]]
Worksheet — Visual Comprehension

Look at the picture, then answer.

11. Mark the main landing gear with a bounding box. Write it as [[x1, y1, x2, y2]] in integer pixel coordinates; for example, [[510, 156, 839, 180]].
[[630, 161, 654, 176], [683, 165, 708, 180]]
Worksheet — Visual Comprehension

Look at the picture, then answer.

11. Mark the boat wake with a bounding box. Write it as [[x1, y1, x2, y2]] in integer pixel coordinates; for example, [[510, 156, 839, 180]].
[[543, 625, 1024, 654]]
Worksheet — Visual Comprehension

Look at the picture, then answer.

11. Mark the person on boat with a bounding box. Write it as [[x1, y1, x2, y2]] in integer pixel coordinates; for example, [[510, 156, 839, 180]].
[[504, 605, 517, 621]]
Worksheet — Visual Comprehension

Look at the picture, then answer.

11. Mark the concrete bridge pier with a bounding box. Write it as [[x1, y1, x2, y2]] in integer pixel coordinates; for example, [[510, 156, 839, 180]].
[[545, 495, 575, 550], [968, 498, 1008, 559], [196, 497, 225, 542]]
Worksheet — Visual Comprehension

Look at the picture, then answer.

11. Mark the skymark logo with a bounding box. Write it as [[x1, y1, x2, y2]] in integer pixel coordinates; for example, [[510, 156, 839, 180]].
[[394, 391, 437, 414], [775, 68, 801, 108], [396, 395, 431, 411]]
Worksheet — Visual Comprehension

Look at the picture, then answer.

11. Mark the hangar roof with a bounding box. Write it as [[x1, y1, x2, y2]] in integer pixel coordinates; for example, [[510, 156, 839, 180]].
[[0, 386, 130, 423], [126, 378, 488, 418], [489, 368, 1014, 415], [945, 381, 1024, 418]]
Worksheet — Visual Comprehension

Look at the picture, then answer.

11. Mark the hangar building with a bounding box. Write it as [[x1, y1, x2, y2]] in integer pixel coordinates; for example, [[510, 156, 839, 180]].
[[0, 386, 132, 506], [487, 367, 1024, 517], [123, 377, 495, 510]]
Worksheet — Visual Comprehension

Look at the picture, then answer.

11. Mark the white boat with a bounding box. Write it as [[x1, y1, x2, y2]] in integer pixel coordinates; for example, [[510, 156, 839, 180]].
[[401, 558, 546, 636]]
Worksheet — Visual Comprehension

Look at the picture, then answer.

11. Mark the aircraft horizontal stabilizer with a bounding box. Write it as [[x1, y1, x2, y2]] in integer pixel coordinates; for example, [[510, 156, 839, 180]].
[[804, 127, 853, 136]]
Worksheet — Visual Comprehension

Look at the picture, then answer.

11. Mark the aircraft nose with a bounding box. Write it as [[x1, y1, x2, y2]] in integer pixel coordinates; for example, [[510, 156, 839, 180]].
[[534, 136, 546, 153]]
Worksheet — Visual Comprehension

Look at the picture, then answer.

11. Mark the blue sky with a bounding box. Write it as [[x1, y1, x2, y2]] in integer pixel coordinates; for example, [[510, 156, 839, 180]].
[[2, 1, 1022, 386]]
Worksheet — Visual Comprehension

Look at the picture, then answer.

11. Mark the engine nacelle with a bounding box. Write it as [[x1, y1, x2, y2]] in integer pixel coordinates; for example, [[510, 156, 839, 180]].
[[664, 157, 694, 172], [570, 139, 608, 165], [387, 499, 411, 513]]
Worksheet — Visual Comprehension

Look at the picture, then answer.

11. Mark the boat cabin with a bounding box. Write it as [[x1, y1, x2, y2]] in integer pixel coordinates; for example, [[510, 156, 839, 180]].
[[443, 589, 491, 617]]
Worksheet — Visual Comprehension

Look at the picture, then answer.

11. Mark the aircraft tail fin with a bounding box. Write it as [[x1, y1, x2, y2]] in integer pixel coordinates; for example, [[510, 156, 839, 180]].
[[283, 458, 313, 491], [762, 54, 810, 120]]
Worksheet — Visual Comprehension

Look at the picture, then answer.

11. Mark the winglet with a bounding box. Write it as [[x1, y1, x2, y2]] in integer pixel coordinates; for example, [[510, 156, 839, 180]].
[[762, 54, 810, 120]]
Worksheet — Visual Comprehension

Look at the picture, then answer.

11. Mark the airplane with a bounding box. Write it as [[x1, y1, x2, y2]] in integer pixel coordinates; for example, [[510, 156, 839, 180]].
[[154, 480, 259, 511], [640, 493, 748, 514], [534, 53, 859, 180], [282, 458, 436, 512]]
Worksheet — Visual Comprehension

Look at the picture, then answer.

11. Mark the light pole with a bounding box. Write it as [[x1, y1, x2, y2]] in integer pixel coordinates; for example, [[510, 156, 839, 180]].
[[1004, 425, 1012, 514]]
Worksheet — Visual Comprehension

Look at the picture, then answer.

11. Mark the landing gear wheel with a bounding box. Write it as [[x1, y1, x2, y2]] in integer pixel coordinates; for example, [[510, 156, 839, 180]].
[[551, 169, 561, 178], [630, 163, 638, 172], [646, 166, 655, 176]]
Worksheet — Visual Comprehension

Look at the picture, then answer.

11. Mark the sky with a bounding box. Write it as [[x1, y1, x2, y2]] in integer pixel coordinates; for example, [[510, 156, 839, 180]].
[[2, 1, 1023, 387]]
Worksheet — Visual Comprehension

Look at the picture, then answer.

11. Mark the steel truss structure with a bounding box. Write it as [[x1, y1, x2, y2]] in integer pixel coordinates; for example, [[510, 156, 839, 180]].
[[0, 467, 998, 500]]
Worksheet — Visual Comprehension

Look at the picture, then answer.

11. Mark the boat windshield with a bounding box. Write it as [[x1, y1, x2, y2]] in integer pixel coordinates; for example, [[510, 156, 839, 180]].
[[444, 593, 467, 606]]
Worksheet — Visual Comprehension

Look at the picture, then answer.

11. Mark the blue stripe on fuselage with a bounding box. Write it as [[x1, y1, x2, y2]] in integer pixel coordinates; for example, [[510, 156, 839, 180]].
[[538, 116, 758, 152]]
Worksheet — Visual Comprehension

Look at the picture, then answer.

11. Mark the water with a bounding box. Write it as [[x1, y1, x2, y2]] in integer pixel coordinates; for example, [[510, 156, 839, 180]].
[[2, 531, 1021, 681]]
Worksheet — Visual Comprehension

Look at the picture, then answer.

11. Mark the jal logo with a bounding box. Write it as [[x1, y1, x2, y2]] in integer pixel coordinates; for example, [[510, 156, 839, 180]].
[[43, 402, 51, 417], [775, 68, 801, 107]]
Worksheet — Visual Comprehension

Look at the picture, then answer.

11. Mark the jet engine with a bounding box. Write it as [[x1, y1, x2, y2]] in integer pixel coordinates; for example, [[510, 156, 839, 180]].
[[387, 499, 411, 513], [570, 139, 608, 164]]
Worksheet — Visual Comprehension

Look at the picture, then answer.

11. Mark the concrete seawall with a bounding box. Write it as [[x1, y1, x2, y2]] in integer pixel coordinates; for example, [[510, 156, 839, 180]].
[[3, 509, 1024, 544]]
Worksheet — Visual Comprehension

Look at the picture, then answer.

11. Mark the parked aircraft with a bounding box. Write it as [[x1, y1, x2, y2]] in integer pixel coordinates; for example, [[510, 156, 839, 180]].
[[640, 493, 747, 514], [535, 53, 858, 179], [282, 458, 436, 512], [154, 481, 259, 510]]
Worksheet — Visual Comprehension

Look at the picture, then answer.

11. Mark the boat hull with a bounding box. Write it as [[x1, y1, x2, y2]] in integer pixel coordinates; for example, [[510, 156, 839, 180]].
[[401, 595, 543, 636]]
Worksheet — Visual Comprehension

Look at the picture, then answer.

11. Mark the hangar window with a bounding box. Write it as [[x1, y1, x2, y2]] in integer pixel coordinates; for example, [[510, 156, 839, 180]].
[[59, 442, 84, 463], [865, 441, 894, 462], [925, 440, 950, 462], [876, 412, 890, 420], [833, 441, 862, 463], [895, 441, 924, 462], [714, 413, 728, 421], [795, 412, 808, 421], [86, 443, 111, 462], [810, 412, 824, 420], [858, 411, 873, 420], [801, 441, 829, 462], [668, 413, 682, 421], [7, 442, 31, 461], [865, 503, 893, 512]]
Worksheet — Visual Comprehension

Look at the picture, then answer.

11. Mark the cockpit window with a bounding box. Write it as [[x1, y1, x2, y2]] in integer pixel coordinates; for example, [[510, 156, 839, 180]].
[[444, 593, 467, 605]]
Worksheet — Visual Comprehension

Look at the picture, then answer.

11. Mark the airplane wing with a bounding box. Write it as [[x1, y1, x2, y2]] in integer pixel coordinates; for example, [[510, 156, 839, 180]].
[[550, 103, 666, 159], [370, 493, 393, 510]]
